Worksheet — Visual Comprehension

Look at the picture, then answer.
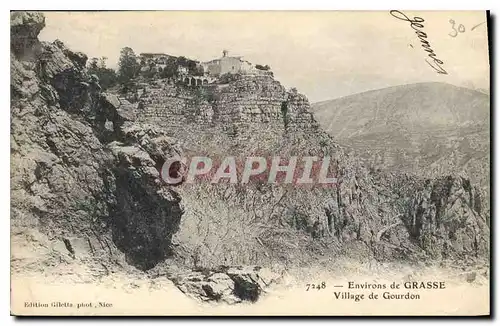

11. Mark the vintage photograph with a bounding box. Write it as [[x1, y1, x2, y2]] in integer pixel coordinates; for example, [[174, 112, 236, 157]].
[[10, 10, 490, 316]]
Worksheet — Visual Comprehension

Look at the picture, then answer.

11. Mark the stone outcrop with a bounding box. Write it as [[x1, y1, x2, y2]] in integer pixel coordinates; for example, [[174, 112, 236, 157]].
[[106, 123, 185, 270], [154, 265, 280, 304], [108, 140, 183, 270], [10, 11, 45, 58], [403, 176, 489, 259]]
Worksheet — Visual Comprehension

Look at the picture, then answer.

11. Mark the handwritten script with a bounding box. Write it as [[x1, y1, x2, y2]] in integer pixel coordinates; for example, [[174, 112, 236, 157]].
[[390, 10, 448, 75]]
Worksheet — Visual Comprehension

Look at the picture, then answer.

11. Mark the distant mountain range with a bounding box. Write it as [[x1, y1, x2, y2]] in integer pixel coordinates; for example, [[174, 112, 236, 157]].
[[312, 82, 490, 212], [313, 82, 489, 138]]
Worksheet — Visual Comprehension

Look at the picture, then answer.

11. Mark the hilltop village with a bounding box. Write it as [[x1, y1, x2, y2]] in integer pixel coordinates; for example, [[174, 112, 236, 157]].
[[136, 50, 272, 87]]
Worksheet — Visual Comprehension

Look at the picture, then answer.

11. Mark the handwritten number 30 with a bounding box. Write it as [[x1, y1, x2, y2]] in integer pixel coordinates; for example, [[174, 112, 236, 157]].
[[449, 19, 465, 37], [449, 19, 486, 37]]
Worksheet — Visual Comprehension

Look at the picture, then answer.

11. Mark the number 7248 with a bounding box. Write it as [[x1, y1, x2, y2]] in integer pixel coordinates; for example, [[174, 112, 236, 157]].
[[306, 282, 326, 291]]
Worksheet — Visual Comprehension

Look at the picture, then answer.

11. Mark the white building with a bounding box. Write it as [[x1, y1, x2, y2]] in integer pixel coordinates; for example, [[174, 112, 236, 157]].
[[202, 50, 255, 76]]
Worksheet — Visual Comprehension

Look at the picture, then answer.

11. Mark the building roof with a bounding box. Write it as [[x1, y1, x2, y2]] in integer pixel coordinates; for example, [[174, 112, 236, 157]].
[[139, 53, 175, 59], [203, 56, 244, 65], [223, 56, 243, 60]]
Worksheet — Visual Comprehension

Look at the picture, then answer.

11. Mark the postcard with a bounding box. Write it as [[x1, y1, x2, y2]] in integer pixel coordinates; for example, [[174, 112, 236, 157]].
[[10, 10, 490, 316]]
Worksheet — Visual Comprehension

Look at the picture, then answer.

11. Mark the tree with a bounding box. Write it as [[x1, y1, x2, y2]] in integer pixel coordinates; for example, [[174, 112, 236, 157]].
[[177, 56, 188, 67], [161, 57, 178, 78], [187, 60, 198, 74], [99, 56, 108, 69], [87, 56, 117, 91], [117, 47, 140, 92], [193, 65, 204, 76], [88, 57, 99, 71]]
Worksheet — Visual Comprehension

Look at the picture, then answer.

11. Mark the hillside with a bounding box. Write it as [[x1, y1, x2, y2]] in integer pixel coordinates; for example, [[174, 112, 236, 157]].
[[312, 83, 490, 214], [313, 83, 489, 138]]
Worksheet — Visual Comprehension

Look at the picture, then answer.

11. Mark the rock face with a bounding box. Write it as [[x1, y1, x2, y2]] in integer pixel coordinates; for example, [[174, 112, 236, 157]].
[[11, 12, 489, 305], [107, 126, 184, 270], [10, 12, 183, 274], [11, 12, 117, 269], [403, 176, 489, 259], [135, 74, 321, 150], [10, 11, 45, 58]]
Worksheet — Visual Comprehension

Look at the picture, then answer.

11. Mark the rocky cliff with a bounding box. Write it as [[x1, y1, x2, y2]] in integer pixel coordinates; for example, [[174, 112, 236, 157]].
[[10, 12, 282, 303], [130, 54, 489, 268], [10, 12, 189, 275], [11, 12, 489, 305]]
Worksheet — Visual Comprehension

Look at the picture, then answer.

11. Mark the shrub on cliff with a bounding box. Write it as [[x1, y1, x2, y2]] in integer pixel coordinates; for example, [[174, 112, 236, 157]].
[[255, 64, 271, 71], [87, 57, 117, 90]]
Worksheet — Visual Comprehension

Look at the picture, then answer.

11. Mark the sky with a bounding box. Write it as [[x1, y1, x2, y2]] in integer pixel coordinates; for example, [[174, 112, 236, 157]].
[[39, 11, 490, 103]]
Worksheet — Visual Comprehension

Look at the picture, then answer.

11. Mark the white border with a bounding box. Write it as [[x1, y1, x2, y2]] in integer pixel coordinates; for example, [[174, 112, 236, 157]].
[[5, 1, 497, 10]]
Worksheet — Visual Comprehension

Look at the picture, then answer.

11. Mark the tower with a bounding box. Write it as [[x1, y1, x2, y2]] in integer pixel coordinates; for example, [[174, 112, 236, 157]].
[[222, 49, 228, 57]]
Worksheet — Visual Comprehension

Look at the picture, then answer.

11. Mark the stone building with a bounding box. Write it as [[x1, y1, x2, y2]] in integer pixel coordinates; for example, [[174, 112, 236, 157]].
[[202, 50, 255, 76]]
